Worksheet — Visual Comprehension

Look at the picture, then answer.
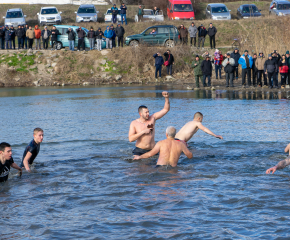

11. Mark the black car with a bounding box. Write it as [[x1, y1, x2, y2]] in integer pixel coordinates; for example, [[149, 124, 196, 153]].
[[237, 4, 262, 19]]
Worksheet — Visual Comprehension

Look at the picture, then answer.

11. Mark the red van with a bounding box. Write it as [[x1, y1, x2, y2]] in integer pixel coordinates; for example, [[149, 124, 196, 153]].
[[167, 0, 195, 20]]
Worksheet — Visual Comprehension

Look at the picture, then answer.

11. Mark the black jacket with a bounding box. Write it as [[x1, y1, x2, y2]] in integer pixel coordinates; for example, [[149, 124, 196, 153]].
[[230, 51, 241, 67], [252, 58, 258, 72], [51, 29, 60, 41], [115, 26, 125, 37], [201, 60, 212, 75], [9, 28, 15, 40], [95, 29, 103, 39], [76, 28, 86, 38], [66, 30, 75, 40], [264, 58, 277, 73], [87, 30, 95, 39], [0, 28, 4, 38], [16, 28, 25, 38], [197, 26, 207, 37], [207, 26, 217, 37], [41, 29, 51, 39], [120, 5, 127, 14], [272, 54, 281, 65], [164, 52, 174, 65]]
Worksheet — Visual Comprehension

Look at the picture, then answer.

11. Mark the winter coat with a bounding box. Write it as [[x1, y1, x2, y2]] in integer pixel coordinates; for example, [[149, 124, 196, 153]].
[[207, 26, 217, 37], [230, 51, 241, 67], [34, 25, 41, 39], [9, 28, 15, 40], [188, 25, 197, 38], [76, 28, 86, 39], [95, 29, 103, 39], [238, 54, 253, 69], [110, 28, 116, 40], [16, 28, 25, 38], [137, 7, 144, 16], [272, 54, 281, 65], [164, 52, 174, 65], [87, 30, 95, 39], [256, 55, 266, 71], [214, 55, 223, 65], [66, 30, 75, 40], [222, 57, 235, 73], [51, 29, 60, 41], [252, 58, 258, 72], [201, 60, 212, 76], [264, 58, 277, 73], [0, 28, 5, 38], [115, 26, 125, 37], [177, 26, 188, 38], [26, 29, 35, 39], [286, 56, 290, 68], [153, 54, 164, 66], [197, 26, 207, 37], [104, 27, 114, 39], [111, 7, 118, 16], [5, 28, 11, 41], [120, 5, 127, 14], [278, 59, 289, 73], [41, 29, 51, 40], [191, 59, 203, 76]]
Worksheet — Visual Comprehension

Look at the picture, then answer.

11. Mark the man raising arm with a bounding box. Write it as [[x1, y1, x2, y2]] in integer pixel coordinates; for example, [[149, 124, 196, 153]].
[[129, 91, 170, 156]]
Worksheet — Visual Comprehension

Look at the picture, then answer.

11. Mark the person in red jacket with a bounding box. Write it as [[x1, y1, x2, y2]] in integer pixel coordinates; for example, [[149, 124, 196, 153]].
[[34, 25, 41, 50], [278, 54, 289, 88]]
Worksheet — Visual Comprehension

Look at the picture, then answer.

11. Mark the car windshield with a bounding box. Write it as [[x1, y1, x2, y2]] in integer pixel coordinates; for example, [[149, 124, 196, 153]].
[[78, 7, 96, 13], [243, 6, 259, 13], [6, 11, 23, 18], [41, 8, 58, 14], [143, 10, 154, 15], [107, 9, 121, 14], [212, 6, 228, 13], [277, 4, 290, 10], [173, 4, 193, 12]]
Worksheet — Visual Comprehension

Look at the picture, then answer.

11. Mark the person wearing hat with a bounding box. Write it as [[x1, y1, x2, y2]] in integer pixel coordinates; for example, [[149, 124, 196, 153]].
[[4, 25, 11, 49], [51, 26, 60, 50], [88, 26, 96, 50], [286, 50, 290, 86], [111, 4, 119, 24], [197, 24, 207, 49], [25, 26, 35, 50], [136, 5, 144, 22], [9, 26, 16, 50], [177, 24, 188, 45], [120, 3, 127, 25], [208, 23, 217, 49], [192, 55, 203, 88], [230, 48, 241, 80], [278, 54, 289, 88], [264, 54, 278, 89], [16, 25, 25, 49], [188, 22, 197, 47], [222, 53, 235, 87], [95, 28, 103, 51], [41, 26, 51, 50], [256, 51, 266, 87], [238, 50, 253, 87], [201, 55, 212, 87], [34, 25, 42, 50], [115, 23, 125, 47], [104, 26, 113, 49]]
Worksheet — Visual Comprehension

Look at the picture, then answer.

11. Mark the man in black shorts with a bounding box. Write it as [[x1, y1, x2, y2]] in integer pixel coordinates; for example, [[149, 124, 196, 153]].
[[20, 128, 43, 172], [0, 142, 22, 182]]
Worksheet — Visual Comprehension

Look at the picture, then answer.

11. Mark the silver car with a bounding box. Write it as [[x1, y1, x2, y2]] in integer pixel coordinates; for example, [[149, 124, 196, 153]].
[[205, 3, 231, 20], [134, 9, 164, 22], [269, 0, 290, 16], [3, 8, 26, 27], [75, 4, 99, 23]]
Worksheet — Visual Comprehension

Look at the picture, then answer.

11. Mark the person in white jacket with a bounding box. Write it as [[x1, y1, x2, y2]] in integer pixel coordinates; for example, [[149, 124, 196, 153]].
[[222, 53, 235, 87], [188, 22, 197, 47]]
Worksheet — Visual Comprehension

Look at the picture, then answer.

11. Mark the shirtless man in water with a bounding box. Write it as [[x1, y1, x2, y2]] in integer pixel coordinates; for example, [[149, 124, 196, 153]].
[[266, 143, 290, 174], [175, 112, 223, 144], [133, 126, 192, 167], [129, 91, 170, 156]]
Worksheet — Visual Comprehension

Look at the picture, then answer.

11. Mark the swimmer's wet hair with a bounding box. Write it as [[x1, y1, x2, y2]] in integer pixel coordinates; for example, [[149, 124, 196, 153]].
[[0, 142, 11, 152], [166, 126, 176, 138], [138, 105, 148, 113], [33, 128, 43, 135], [194, 112, 203, 119]]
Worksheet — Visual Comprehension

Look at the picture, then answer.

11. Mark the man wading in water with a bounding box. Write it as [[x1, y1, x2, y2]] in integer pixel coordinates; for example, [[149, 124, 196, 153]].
[[129, 91, 170, 156], [133, 126, 192, 167], [175, 112, 223, 145]]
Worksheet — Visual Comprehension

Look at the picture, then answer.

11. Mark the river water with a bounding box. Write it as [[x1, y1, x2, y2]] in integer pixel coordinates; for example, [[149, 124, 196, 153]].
[[1, 85, 290, 239]]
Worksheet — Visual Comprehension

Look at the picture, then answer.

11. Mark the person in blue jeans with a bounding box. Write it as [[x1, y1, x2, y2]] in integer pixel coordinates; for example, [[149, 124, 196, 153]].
[[66, 27, 76, 51], [120, 3, 127, 25], [153, 52, 164, 78], [111, 4, 118, 24]]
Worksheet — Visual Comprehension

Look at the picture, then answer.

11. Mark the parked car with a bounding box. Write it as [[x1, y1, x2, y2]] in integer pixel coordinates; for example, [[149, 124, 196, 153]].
[[37, 7, 62, 26], [104, 8, 121, 23], [75, 4, 99, 23], [237, 4, 261, 19], [52, 25, 106, 50], [125, 25, 178, 47], [167, 0, 195, 20], [3, 8, 26, 27], [205, 3, 231, 20], [269, 0, 290, 16], [135, 9, 164, 22]]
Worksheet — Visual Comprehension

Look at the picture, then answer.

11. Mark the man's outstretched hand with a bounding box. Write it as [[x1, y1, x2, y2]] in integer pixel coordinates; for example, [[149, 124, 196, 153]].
[[133, 155, 141, 160], [266, 166, 277, 174], [162, 91, 169, 98], [216, 135, 223, 140]]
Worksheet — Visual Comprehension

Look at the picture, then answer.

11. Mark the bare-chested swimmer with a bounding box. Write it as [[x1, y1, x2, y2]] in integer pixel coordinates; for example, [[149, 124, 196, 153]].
[[129, 91, 170, 156], [133, 126, 192, 167], [266, 143, 290, 174], [175, 112, 223, 145]]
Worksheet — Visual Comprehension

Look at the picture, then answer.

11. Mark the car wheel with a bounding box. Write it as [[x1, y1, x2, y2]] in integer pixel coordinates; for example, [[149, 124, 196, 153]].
[[165, 40, 175, 48], [55, 42, 62, 50], [129, 40, 139, 47]]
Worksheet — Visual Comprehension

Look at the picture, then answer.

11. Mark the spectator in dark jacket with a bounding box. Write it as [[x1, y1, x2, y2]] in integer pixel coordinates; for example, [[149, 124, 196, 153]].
[[153, 52, 164, 78], [66, 27, 75, 51], [76, 27, 86, 51], [164, 50, 174, 76], [208, 23, 217, 49], [9, 26, 16, 49], [110, 25, 116, 48], [279, 54, 289, 88], [286, 50, 290, 86], [177, 25, 188, 45], [23, 24, 28, 49], [120, 3, 127, 25], [201, 56, 212, 87], [153, 7, 160, 14], [192, 55, 203, 88], [41, 26, 51, 50], [264, 54, 278, 88], [95, 28, 103, 51], [197, 25, 207, 49], [0, 26, 5, 49], [50, 26, 60, 50], [230, 48, 241, 80], [111, 4, 118, 24], [16, 25, 25, 49], [252, 53, 258, 86], [272, 50, 281, 83], [115, 23, 125, 47], [88, 27, 95, 50], [5, 26, 11, 49]]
